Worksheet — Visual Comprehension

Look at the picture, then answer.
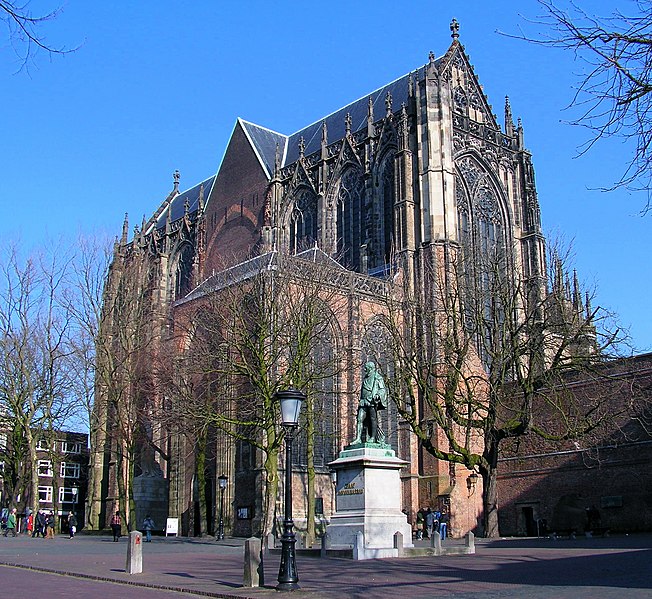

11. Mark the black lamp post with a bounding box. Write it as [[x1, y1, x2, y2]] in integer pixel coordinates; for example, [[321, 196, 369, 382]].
[[275, 388, 305, 592], [216, 474, 228, 540]]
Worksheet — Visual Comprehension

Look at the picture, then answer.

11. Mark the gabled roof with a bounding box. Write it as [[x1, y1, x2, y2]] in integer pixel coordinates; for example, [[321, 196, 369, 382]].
[[178, 247, 347, 305], [239, 119, 287, 178]]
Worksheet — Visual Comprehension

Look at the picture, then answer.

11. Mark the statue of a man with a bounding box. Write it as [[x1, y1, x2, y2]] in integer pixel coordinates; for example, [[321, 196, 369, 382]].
[[352, 361, 388, 444]]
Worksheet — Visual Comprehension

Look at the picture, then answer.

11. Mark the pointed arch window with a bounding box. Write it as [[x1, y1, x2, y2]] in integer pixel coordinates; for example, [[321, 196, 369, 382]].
[[336, 168, 364, 271], [173, 242, 194, 300], [289, 189, 318, 253], [368, 153, 395, 274], [455, 156, 509, 365]]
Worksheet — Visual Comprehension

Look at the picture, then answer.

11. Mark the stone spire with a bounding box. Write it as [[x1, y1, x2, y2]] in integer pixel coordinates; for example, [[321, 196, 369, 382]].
[[121, 213, 129, 245], [298, 136, 305, 158], [385, 91, 393, 117], [173, 169, 180, 193], [345, 112, 352, 136], [504, 96, 515, 137]]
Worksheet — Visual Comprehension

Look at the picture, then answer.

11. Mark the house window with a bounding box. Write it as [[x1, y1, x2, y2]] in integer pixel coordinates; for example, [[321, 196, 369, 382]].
[[36, 439, 50, 450], [61, 441, 82, 454], [59, 487, 79, 504], [38, 486, 53, 503], [38, 460, 53, 477], [60, 462, 80, 479]]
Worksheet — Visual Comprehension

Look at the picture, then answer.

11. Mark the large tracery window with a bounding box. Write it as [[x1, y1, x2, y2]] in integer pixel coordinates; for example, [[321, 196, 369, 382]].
[[455, 156, 509, 365], [289, 189, 318, 253], [336, 168, 364, 271]]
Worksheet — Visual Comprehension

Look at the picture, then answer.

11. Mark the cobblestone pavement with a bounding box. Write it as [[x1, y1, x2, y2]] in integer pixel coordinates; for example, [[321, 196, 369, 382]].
[[0, 533, 650, 598]]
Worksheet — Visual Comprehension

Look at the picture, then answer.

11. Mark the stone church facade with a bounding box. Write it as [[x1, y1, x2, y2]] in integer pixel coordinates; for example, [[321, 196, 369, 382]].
[[92, 21, 551, 538]]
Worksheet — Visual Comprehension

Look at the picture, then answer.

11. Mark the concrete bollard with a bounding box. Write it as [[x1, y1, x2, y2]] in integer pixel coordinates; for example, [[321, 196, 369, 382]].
[[465, 531, 475, 551], [430, 530, 442, 555], [126, 530, 143, 574], [243, 537, 264, 587], [320, 533, 330, 558], [266, 532, 276, 551], [353, 531, 364, 561], [393, 531, 404, 557]]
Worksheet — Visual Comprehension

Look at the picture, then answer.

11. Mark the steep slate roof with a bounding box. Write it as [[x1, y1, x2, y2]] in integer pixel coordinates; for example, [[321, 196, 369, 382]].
[[153, 175, 217, 231], [238, 64, 428, 176], [285, 71, 413, 165]]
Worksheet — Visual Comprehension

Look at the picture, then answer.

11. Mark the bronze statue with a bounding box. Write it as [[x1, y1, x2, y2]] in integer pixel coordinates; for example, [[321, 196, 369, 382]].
[[352, 361, 388, 445]]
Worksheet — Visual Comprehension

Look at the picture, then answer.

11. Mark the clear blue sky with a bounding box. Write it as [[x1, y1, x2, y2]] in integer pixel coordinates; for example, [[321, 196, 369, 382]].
[[2, 0, 650, 352]]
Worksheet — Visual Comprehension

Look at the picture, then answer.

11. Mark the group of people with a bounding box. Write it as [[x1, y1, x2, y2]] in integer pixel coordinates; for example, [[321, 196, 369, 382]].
[[2, 507, 154, 541], [110, 510, 155, 542], [414, 507, 448, 540], [1, 508, 77, 539]]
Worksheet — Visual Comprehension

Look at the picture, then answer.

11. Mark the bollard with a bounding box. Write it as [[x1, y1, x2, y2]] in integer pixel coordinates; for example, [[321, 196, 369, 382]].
[[353, 531, 364, 561], [243, 537, 264, 587], [393, 531, 404, 557], [320, 533, 330, 558], [430, 530, 442, 555], [126, 530, 143, 574], [266, 532, 276, 551], [465, 531, 475, 551]]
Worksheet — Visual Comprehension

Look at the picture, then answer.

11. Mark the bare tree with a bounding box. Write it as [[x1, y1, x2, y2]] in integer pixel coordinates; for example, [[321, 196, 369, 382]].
[[0, 242, 78, 517], [162, 251, 346, 540], [1, 1, 76, 71], [509, 1, 652, 208], [381, 242, 627, 537]]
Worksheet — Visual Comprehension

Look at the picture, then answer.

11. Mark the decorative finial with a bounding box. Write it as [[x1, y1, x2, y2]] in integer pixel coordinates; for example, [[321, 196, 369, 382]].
[[298, 136, 305, 158], [450, 18, 460, 39], [385, 91, 393, 116], [321, 121, 328, 145], [345, 112, 352, 135], [408, 72, 414, 97], [428, 50, 435, 63], [184, 197, 190, 215], [173, 169, 180, 192]]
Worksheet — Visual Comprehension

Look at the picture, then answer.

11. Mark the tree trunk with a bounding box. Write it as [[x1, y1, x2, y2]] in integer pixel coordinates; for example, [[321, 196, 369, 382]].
[[481, 433, 501, 538], [85, 396, 108, 530], [261, 448, 279, 539], [306, 396, 315, 545], [195, 430, 208, 536]]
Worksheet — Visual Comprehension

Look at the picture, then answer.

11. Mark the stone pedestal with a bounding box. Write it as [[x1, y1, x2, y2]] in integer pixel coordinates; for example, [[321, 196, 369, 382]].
[[326, 445, 413, 559], [133, 476, 169, 533]]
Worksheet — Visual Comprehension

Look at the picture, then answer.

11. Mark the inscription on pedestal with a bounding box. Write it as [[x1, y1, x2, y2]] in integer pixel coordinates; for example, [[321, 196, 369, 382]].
[[335, 471, 365, 511]]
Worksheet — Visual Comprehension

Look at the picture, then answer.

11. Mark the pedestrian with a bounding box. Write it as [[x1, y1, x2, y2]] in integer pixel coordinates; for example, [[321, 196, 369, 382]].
[[142, 514, 155, 542], [68, 512, 78, 539], [33, 510, 46, 538], [111, 511, 122, 541], [425, 508, 435, 540], [45, 511, 56, 539], [415, 508, 424, 540], [4, 508, 17, 537], [26, 512, 34, 537]]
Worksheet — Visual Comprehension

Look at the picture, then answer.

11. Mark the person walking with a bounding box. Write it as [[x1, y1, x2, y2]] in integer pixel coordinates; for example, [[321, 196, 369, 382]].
[[45, 512, 55, 539], [142, 514, 155, 542], [68, 512, 78, 539], [425, 508, 435, 540], [111, 511, 122, 542], [33, 510, 46, 538], [26, 511, 34, 537], [4, 508, 17, 537]]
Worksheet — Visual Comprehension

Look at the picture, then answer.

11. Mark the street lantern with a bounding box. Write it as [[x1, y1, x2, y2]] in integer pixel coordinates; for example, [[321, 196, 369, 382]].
[[467, 471, 479, 495], [275, 388, 305, 592], [216, 474, 228, 540]]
